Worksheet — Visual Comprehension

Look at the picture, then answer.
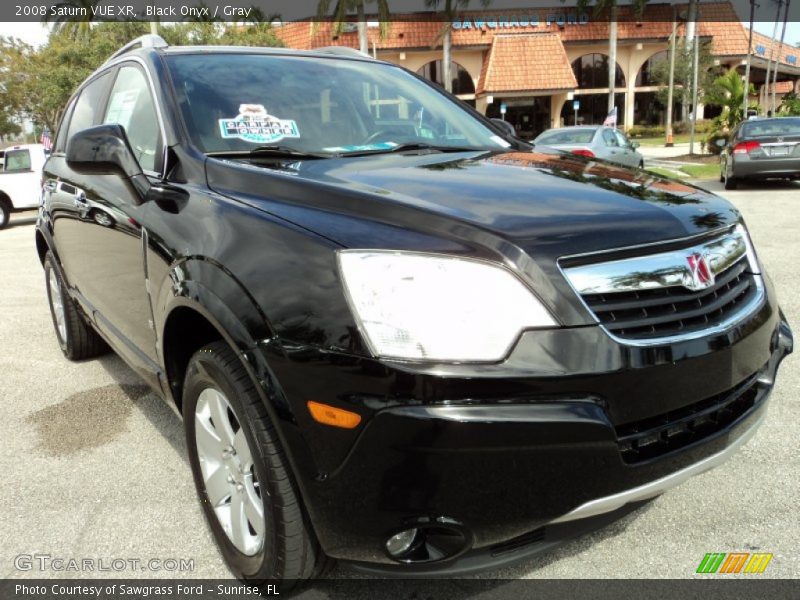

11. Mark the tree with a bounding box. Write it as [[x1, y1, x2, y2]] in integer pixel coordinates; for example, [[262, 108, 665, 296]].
[[316, 0, 390, 55], [778, 92, 800, 115], [704, 68, 757, 130], [45, 0, 104, 40], [0, 22, 283, 134], [576, 0, 649, 114], [650, 40, 719, 120], [0, 109, 22, 141], [426, 0, 490, 93]]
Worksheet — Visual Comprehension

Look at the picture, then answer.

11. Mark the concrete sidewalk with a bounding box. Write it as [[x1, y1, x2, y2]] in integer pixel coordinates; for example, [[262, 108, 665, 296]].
[[638, 142, 692, 160]]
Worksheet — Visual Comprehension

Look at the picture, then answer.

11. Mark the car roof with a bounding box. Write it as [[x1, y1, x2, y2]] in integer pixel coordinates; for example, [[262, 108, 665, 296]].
[[108, 35, 383, 66]]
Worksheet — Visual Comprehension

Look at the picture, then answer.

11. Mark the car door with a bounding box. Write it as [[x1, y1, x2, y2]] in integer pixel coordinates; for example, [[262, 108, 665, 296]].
[[614, 130, 641, 168], [46, 70, 114, 298], [52, 63, 163, 371], [600, 128, 624, 165]]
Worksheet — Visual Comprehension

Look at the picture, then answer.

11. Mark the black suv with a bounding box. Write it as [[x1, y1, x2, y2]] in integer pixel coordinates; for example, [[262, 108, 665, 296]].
[[37, 36, 792, 582]]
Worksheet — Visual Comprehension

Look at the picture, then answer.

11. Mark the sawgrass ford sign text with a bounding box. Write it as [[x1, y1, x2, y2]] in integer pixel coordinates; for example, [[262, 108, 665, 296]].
[[453, 13, 590, 29]]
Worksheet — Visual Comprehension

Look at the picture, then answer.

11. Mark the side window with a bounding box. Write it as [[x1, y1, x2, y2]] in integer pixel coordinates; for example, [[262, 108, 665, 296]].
[[66, 71, 113, 143], [54, 97, 78, 154], [103, 65, 162, 173], [614, 131, 631, 148], [3, 149, 31, 172], [602, 129, 618, 147]]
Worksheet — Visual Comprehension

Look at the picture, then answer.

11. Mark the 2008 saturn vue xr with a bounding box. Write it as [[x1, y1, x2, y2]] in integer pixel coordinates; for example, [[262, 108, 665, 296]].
[[36, 36, 792, 583]]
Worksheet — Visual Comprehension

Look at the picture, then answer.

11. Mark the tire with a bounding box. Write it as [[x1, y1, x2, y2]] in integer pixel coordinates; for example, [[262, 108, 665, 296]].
[[638, 161, 644, 169], [0, 200, 9, 230], [44, 252, 108, 360], [724, 172, 738, 190], [183, 341, 322, 586]]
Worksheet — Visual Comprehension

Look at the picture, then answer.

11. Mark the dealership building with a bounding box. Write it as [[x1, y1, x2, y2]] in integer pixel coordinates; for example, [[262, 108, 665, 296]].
[[276, 1, 800, 137]]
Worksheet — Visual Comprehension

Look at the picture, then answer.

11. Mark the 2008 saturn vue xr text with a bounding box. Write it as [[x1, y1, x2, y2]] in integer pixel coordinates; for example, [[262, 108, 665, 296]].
[[35, 36, 793, 583]]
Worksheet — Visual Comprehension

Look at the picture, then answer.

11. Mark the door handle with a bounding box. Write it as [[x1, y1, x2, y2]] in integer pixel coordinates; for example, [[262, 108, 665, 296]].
[[73, 190, 88, 208]]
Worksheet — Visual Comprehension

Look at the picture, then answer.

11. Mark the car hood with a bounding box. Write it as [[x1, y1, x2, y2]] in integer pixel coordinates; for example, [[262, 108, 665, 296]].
[[207, 149, 740, 263]]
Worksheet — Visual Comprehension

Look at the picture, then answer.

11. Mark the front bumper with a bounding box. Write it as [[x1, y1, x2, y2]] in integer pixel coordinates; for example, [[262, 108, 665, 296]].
[[265, 281, 792, 572]]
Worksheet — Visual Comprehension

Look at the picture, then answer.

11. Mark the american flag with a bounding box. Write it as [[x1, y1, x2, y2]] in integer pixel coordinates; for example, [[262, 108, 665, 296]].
[[603, 106, 618, 128], [40, 127, 52, 151]]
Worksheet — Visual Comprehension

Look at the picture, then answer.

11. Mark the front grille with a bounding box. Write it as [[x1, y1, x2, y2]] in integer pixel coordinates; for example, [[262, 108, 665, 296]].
[[581, 256, 758, 340], [615, 374, 762, 464]]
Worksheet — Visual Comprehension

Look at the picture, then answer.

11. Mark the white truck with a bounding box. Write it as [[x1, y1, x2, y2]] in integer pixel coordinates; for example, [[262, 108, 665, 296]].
[[0, 144, 48, 229]]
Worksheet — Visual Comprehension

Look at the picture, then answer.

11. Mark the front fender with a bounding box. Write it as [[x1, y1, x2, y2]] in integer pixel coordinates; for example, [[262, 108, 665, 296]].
[[153, 256, 323, 504]]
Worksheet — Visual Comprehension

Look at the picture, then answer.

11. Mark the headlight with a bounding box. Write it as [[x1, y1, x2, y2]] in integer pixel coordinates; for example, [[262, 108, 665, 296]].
[[735, 223, 761, 274], [337, 251, 557, 362]]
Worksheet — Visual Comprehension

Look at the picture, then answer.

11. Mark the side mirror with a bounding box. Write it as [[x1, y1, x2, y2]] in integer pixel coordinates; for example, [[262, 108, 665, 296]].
[[715, 138, 727, 148], [630, 141, 640, 149], [66, 124, 150, 201], [490, 118, 516, 138]]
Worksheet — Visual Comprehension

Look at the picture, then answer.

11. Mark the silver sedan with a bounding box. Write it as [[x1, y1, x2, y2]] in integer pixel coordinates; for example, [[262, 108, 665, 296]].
[[533, 126, 645, 169]]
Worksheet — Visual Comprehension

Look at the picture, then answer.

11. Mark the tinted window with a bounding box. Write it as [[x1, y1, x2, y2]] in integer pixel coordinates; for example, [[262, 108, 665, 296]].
[[535, 128, 596, 145], [740, 118, 800, 138], [104, 65, 162, 172], [3, 149, 31, 171], [66, 71, 112, 143], [614, 130, 630, 148], [54, 97, 77, 153], [165, 54, 508, 155], [602, 129, 619, 147]]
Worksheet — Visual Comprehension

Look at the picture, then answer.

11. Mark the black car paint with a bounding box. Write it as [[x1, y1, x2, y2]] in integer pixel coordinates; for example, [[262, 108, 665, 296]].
[[37, 47, 792, 570]]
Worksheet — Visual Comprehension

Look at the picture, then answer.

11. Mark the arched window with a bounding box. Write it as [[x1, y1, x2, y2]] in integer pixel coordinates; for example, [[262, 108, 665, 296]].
[[416, 60, 476, 95], [636, 50, 669, 87], [571, 54, 625, 89]]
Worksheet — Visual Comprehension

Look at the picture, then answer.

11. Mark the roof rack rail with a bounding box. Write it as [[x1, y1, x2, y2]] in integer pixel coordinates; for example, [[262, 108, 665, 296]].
[[313, 46, 372, 59], [107, 34, 168, 63]]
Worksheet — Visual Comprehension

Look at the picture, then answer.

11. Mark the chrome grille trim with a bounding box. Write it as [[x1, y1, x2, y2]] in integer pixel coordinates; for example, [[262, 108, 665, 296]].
[[564, 229, 748, 295], [560, 225, 766, 346]]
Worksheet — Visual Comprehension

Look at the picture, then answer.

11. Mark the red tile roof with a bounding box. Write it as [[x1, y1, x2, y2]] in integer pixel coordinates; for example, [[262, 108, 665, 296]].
[[477, 34, 576, 94], [274, 2, 800, 69]]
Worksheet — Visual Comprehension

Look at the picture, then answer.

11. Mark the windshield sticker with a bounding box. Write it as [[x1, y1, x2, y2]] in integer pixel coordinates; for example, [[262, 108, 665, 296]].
[[490, 135, 512, 148], [219, 104, 300, 144], [322, 142, 398, 153]]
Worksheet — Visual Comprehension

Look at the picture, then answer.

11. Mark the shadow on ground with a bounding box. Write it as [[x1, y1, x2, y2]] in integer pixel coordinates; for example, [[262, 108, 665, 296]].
[[85, 349, 653, 590]]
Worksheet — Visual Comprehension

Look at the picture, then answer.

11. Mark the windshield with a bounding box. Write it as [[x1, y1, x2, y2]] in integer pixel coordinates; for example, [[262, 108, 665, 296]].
[[740, 118, 800, 138], [535, 128, 596, 145], [165, 53, 511, 156]]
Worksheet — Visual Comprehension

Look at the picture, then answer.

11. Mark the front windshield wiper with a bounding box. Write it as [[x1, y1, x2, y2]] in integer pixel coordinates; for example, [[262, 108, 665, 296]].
[[207, 146, 330, 160], [339, 142, 492, 157]]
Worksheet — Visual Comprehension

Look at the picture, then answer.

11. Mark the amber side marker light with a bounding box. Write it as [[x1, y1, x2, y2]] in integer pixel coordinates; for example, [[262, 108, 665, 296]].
[[307, 401, 362, 429]]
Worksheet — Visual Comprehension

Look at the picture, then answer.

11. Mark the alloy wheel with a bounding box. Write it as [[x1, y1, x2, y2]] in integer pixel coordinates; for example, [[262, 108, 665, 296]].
[[194, 387, 265, 555], [48, 269, 67, 342]]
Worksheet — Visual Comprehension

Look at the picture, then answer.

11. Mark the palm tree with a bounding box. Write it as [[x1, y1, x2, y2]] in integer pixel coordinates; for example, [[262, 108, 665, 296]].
[[576, 0, 648, 114], [316, 0, 390, 55], [426, 0, 491, 93], [45, 0, 103, 39], [770, 0, 791, 113], [705, 68, 756, 130], [762, 0, 784, 112]]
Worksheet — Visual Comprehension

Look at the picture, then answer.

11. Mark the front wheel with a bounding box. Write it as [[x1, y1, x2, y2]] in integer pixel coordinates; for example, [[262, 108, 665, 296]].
[[183, 341, 322, 585], [44, 252, 108, 360]]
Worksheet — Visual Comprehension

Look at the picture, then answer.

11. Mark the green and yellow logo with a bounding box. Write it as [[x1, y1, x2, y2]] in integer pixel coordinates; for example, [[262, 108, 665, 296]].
[[696, 552, 773, 574]]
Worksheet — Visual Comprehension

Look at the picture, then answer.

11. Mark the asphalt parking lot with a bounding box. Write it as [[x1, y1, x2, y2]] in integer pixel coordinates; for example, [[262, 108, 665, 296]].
[[1, 180, 798, 588]]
